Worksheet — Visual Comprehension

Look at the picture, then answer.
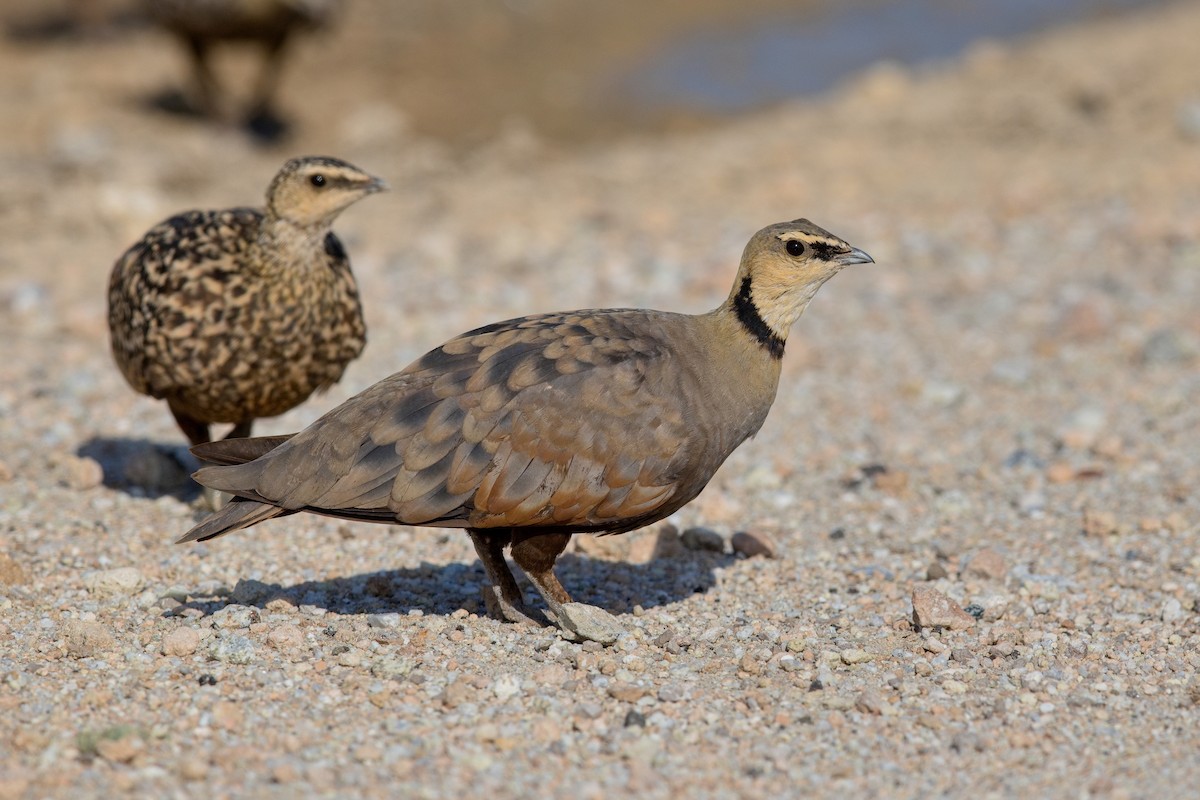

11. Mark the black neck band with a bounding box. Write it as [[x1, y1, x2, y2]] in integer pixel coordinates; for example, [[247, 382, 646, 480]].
[[733, 276, 785, 359]]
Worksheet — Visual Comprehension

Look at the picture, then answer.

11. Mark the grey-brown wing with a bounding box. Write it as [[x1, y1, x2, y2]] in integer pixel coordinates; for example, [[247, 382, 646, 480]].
[[198, 311, 700, 531]]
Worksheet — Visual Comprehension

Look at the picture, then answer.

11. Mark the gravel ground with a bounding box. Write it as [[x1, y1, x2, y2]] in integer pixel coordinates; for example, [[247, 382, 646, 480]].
[[3, 2, 1200, 798]]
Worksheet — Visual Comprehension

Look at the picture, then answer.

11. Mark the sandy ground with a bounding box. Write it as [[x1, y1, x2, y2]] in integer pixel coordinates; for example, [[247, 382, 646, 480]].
[[2, 0, 1200, 798]]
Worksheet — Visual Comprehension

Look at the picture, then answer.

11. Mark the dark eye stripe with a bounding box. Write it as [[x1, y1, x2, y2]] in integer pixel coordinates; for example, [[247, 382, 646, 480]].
[[808, 241, 838, 260]]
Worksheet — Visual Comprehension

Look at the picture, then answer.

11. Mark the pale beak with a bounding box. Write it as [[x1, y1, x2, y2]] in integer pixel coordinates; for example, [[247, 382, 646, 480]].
[[839, 246, 874, 265]]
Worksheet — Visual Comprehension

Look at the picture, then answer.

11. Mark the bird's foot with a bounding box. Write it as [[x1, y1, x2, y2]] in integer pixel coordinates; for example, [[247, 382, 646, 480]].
[[479, 584, 541, 626], [243, 106, 290, 143]]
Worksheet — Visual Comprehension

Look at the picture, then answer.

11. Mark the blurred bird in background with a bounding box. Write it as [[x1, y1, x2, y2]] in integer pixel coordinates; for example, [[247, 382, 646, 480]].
[[144, 0, 342, 139]]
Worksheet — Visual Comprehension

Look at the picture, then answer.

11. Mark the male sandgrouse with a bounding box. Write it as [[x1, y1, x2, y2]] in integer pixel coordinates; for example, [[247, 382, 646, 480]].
[[179, 219, 872, 641], [108, 156, 384, 471]]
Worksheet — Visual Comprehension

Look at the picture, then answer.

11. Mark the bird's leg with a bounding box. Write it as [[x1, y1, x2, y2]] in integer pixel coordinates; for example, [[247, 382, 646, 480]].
[[169, 404, 211, 447], [184, 34, 220, 116], [224, 420, 253, 440], [167, 404, 229, 510], [244, 32, 291, 140], [510, 532, 625, 644], [468, 530, 539, 626], [508, 532, 573, 617]]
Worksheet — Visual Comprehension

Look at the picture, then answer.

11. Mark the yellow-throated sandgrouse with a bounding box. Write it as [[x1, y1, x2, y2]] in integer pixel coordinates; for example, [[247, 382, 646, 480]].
[[179, 219, 872, 641], [108, 155, 384, 457], [145, 0, 341, 136]]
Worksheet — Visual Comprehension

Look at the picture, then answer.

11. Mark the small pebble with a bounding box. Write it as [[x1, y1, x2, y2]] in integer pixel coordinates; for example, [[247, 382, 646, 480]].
[[212, 701, 244, 731], [609, 682, 647, 702], [0, 552, 28, 586], [178, 757, 209, 781], [210, 604, 259, 629], [911, 586, 976, 631], [62, 620, 115, 658], [492, 674, 521, 701], [855, 691, 884, 715], [657, 684, 686, 703], [209, 634, 256, 665], [95, 734, 142, 764], [1082, 510, 1118, 537], [162, 627, 200, 657], [964, 548, 1007, 581], [840, 648, 873, 665], [1046, 462, 1076, 484], [1140, 328, 1194, 364], [267, 624, 304, 650], [1161, 599, 1184, 623], [680, 526, 725, 553], [63, 455, 104, 491], [731, 530, 776, 559], [82, 567, 142, 595]]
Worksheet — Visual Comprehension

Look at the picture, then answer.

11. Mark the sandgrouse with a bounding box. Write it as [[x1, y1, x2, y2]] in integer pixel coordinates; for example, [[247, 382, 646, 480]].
[[108, 156, 384, 469], [145, 0, 341, 137], [179, 219, 872, 641]]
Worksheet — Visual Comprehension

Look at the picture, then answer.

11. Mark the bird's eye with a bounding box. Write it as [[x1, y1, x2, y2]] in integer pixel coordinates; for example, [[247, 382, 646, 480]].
[[785, 240, 804, 257], [310, 174, 326, 188]]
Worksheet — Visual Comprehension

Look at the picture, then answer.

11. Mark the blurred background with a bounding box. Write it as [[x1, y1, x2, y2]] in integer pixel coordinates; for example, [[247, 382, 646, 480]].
[[0, 0, 1175, 146]]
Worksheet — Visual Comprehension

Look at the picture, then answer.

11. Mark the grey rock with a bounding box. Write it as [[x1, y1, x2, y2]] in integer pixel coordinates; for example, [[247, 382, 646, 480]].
[[657, 683, 687, 702], [82, 567, 143, 595], [555, 602, 624, 645], [210, 604, 260, 629], [680, 527, 725, 553], [367, 613, 403, 629], [209, 634, 256, 664], [371, 656, 416, 680], [1140, 329, 1195, 365]]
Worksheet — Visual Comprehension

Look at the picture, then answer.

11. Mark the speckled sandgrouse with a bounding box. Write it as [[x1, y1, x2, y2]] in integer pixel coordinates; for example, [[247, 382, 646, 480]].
[[145, 0, 341, 136], [108, 155, 385, 459], [179, 219, 872, 642]]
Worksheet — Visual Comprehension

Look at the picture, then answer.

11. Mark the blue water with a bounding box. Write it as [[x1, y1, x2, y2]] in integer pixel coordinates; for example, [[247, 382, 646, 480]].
[[620, 0, 1169, 113]]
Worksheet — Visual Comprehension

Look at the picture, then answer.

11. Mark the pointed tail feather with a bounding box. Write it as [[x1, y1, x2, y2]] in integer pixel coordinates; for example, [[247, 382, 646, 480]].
[[177, 498, 286, 543], [191, 434, 294, 466]]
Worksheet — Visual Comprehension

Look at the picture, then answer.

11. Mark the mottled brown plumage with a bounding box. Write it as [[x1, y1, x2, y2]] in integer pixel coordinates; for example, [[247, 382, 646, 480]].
[[145, 0, 341, 135], [179, 219, 872, 640], [108, 155, 384, 452]]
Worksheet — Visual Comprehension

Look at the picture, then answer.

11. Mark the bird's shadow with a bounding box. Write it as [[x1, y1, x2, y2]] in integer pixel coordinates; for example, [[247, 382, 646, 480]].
[[170, 547, 736, 623], [77, 436, 200, 501]]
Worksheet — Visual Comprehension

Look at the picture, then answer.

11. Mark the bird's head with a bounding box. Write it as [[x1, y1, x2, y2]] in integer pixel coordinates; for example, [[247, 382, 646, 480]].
[[265, 156, 387, 229], [728, 218, 872, 351]]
